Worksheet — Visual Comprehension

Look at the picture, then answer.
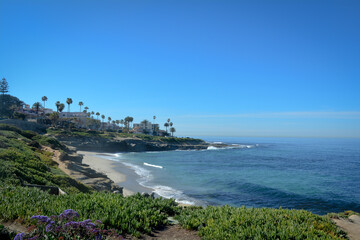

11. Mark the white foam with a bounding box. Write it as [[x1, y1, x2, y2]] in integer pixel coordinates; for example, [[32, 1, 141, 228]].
[[207, 146, 220, 150], [144, 162, 163, 169], [121, 162, 153, 184], [151, 185, 196, 205]]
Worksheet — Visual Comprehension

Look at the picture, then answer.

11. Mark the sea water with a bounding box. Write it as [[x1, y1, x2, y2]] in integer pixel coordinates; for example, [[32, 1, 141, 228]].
[[110, 137, 360, 215]]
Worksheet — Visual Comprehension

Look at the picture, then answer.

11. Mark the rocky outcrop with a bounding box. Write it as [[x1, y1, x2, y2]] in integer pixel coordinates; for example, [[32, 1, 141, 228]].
[[46, 146, 123, 194], [54, 135, 212, 153]]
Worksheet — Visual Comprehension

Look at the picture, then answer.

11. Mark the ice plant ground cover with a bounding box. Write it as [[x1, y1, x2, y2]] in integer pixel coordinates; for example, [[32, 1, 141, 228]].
[[13, 209, 122, 240], [0, 186, 179, 237], [176, 205, 348, 239]]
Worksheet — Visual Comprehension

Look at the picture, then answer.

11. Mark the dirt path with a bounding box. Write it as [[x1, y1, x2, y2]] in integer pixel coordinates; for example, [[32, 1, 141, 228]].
[[333, 215, 360, 240], [136, 225, 200, 240]]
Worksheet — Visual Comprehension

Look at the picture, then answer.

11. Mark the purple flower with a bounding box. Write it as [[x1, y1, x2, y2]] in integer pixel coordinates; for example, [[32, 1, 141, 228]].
[[30, 215, 51, 224], [14, 232, 25, 240], [95, 220, 102, 225], [45, 221, 55, 232], [64, 221, 80, 229], [59, 209, 80, 221]]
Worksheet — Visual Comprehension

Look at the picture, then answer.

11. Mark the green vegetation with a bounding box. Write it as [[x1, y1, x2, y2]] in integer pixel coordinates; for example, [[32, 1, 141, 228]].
[[0, 187, 179, 237], [46, 127, 204, 144], [176, 205, 347, 240], [0, 124, 91, 193]]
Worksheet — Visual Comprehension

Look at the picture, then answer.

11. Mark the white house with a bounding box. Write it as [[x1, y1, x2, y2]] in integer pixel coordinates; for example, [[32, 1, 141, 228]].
[[59, 112, 88, 119]]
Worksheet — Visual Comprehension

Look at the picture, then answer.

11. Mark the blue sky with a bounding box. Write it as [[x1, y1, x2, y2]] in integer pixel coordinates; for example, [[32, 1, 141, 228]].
[[1, 0, 359, 137]]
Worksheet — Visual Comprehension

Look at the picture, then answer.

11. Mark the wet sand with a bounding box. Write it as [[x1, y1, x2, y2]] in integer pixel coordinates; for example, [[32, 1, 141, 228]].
[[78, 151, 152, 196]]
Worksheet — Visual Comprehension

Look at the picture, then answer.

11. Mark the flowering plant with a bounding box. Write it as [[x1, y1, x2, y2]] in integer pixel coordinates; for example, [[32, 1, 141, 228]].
[[13, 209, 122, 240]]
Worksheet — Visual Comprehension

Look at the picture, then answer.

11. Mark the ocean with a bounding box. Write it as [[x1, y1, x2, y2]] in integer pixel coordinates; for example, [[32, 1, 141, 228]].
[[108, 137, 360, 215]]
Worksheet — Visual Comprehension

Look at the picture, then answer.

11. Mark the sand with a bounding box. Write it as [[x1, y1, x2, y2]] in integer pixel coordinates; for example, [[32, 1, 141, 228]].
[[78, 151, 153, 197]]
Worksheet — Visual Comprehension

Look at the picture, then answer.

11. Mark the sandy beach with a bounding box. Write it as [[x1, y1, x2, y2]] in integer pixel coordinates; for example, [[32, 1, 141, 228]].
[[78, 151, 153, 197]]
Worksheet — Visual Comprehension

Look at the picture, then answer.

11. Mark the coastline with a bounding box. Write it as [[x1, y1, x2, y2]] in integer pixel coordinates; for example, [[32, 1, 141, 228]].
[[78, 151, 153, 197]]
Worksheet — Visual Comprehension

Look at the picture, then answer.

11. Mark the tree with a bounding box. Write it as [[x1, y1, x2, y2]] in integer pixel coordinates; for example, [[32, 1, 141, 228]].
[[153, 115, 156, 133], [84, 106, 89, 112], [108, 117, 111, 129], [101, 114, 105, 129], [55, 101, 61, 112], [58, 103, 65, 113], [0, 78, 9, 95], [120, 119, 124, 128], [164, 122, 169, 133], [116, 120, 120, 128], [49, 112, 59, 126], [124, 116, 133, 131], [78, 101, 84, 112], [0, 94, 22, 118], [32, 102, 42, 115], [91, 111, 95, 119], [41, 96, 48, 108], [170, 127, 176, 137], [66, 98, 73, 112], [167, 118, 170, 124], [96, 112, 100, 120], [170, 122, 173, 128]]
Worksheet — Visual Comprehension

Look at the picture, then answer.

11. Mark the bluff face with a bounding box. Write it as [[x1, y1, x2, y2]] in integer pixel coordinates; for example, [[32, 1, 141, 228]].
[[53, 134, 211, 153]]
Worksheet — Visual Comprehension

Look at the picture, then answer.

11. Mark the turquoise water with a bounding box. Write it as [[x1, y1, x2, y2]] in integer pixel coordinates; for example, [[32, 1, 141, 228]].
[[111, 137, 360, 215]]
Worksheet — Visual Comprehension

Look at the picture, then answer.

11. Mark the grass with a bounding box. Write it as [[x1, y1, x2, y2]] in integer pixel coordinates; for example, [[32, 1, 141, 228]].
[[0, 124, 91, 194], [176, 205, 348, 240]]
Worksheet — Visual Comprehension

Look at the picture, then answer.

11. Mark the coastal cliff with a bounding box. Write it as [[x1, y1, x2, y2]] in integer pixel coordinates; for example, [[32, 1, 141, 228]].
[[47, 128, 213, 153]]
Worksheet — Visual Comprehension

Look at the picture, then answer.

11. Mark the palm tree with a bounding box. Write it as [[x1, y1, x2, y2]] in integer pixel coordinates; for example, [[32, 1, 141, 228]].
[[101, 114, 105, 130], [84, 106, 89, 112], [120, 119, 124, 128], [108, 117, 111, 129], [167, 118, 170, 124], [58, 103, 65, 113], [124, 116, 133, 132], [96, 112, 100, 120], [116, 120, 120, 128], [55, 101, 61, 112], [164, 122, 169, 133], [32, 102, 42, 115], [91, 111, 95, 119], [153, 115, 156, 132], [170, 127, 176, 137], [66, 98, 73, 113], [78, 101, 84, 112], [170, 122, 173, 128], [41, 96, 48, 108], [129, 117, 134, 128]]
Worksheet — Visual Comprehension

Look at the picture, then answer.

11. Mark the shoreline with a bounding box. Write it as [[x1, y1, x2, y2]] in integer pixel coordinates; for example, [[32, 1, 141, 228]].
[[78, 151, 153, 197]]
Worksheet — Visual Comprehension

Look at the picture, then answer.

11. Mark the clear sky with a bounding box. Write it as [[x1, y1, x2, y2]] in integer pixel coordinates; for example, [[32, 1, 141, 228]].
[[1, 0, 359, 138]]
